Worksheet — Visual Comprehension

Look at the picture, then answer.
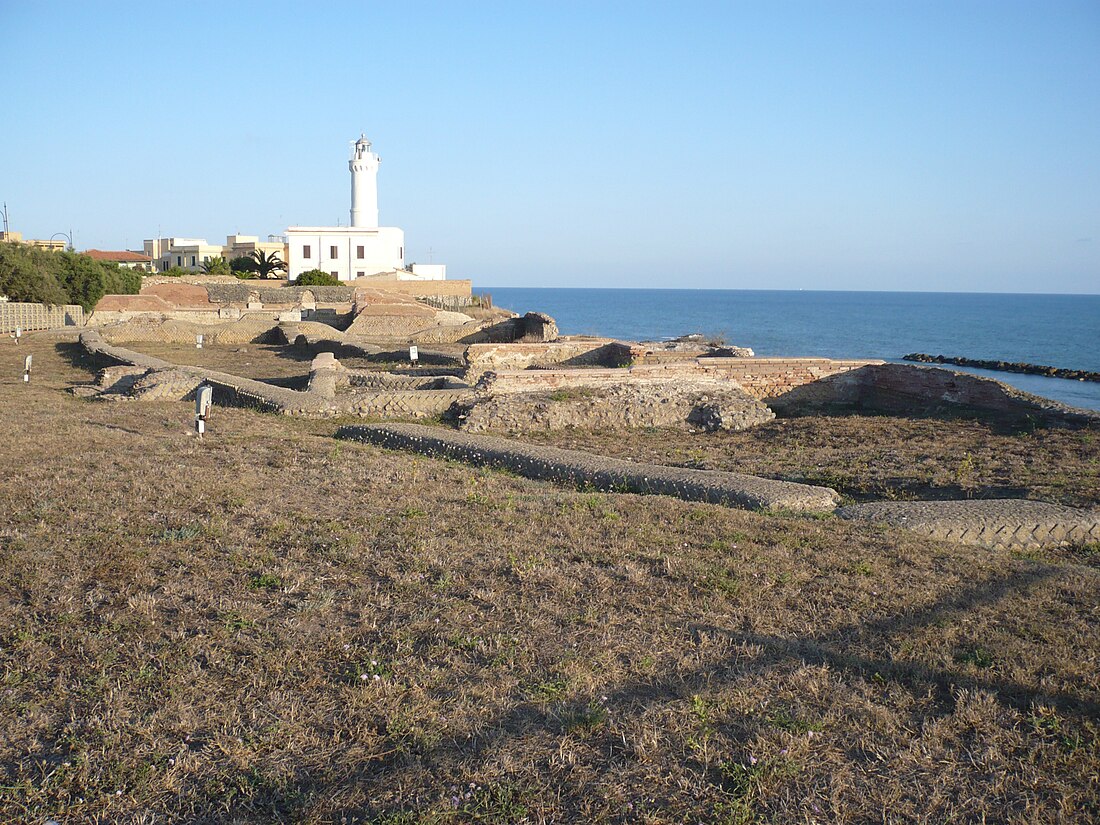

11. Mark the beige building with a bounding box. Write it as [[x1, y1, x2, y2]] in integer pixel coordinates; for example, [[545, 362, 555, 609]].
[[223, 234, 289, 265], [143, 234, 289, 272], [0, 231, 67, 250]]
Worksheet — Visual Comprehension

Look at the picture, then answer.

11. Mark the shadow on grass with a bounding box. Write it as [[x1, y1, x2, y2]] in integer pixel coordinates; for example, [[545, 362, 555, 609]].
[[54, 340, 116, 378], [303, 564, 1092, 822]]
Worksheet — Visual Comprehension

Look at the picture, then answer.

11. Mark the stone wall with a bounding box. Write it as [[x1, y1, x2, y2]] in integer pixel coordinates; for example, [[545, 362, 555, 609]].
[[97, 318, 280, 345], [475, 357, 880, 398], [772, 363, 1100, 427], [351, 278, 473, 298], [456, 383, 775, 433], [465, 339, 627, 376], [696, 358, 880, 401], [0, 302, 84, 333]]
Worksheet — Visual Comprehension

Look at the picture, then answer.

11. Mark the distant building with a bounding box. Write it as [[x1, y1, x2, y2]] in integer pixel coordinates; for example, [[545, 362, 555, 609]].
[[223, 234, 288, 266], [83, 249, 153, 270], [143, 237, 225, 272], [0, 231, 67, 251], [285, 135, 445, 282]]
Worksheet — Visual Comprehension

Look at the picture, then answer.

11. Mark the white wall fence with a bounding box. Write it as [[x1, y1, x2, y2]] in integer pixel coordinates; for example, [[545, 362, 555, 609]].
[[0, 302, 85, 333]]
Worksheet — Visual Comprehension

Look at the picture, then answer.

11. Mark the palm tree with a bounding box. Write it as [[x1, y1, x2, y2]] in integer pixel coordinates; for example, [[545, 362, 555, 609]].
[[250, 249, 288, 279], [200, 256, 230, 275]]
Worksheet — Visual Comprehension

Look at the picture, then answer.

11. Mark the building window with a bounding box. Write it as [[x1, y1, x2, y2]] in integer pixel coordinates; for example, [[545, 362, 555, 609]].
[[330, 271, 338, 278], [356, 245, 364, 259], [399, 246, 404, 259], [176, 255, 182, 266], [302, 245, 311, 259], [330, 245, 338, 259], [191, 256, 196, 266], [356, 271, 364, 277]]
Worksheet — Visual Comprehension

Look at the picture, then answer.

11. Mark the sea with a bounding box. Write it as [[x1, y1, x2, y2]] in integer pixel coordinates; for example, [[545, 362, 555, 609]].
[[479, 288, 1100, 412]]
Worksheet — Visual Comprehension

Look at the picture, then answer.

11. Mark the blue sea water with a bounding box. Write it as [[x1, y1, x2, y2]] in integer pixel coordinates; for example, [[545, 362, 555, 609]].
[[479, 288, 1100, 411]]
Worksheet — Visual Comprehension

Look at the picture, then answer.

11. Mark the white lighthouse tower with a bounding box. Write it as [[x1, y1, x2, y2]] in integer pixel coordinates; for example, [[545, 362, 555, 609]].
[[285, 135, 444, 282], [349, 134, 379, 229]]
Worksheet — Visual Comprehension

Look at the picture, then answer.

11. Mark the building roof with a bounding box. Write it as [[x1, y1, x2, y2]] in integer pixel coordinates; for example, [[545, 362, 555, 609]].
[[83, 249, 153, 263]]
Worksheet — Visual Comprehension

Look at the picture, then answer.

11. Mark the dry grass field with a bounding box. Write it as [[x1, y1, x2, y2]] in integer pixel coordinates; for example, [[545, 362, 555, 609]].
[[1, 333, 1098, 823]]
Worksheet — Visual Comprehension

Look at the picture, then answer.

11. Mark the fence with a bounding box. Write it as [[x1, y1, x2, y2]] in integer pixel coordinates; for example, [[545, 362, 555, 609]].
[[0, 302, 85, 333]]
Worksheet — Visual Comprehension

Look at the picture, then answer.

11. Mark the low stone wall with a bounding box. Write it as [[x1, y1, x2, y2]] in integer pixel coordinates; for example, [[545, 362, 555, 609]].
[[97, 318, 280, 345], [456, 383, 775, 433], [0, 302, 84, 333], [771, 363, 1100, 428], [838, 500, 1100, 550], [697, 358, 881, 401], [351, 278, 473, 298], [80, 329, 326, 414], [80, 329, 469, 419], [339, 389, 473, 419], [465, 339, 627, 376], [472, 356, 881, 399], [336, 423, 840, 512]]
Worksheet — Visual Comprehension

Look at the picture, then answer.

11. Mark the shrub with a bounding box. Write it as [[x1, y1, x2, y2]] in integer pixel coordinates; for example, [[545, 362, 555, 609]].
[[296, 269, 341, 286], [0, 244, 141, 310]]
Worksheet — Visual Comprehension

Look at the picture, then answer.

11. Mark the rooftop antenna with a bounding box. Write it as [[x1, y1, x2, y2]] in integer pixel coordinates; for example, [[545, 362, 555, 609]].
[[2, 202, 9, 234]]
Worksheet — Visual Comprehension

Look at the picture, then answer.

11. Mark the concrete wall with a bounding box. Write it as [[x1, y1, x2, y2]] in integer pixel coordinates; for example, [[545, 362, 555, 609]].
[[0, 302, 85, 333]]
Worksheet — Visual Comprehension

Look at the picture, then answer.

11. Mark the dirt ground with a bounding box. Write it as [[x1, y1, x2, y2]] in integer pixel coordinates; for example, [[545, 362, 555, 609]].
[[1, 332, 1098, 823]]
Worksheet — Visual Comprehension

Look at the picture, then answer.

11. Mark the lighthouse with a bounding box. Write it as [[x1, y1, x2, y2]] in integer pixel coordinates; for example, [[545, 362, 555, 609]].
[[285, 135, 444, 282], [349, 134, 379, 229]]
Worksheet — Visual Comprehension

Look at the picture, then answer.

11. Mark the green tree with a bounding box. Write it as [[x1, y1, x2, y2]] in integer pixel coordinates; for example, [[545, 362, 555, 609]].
[[295, 269, 340, 286], [201, 256, 230, 275], [0, 242, 69, 304], [229, 256, 258, 279], [250, 249, 288, 279], [54, 252, 110, 312], [98, 262, 142, 296]]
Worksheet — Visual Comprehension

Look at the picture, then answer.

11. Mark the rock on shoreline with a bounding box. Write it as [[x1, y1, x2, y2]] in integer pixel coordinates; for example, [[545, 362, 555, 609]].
[[903, 353, 1100, 383]]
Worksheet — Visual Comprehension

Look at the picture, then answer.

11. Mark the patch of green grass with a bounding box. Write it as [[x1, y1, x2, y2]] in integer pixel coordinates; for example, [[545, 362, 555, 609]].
[[527, 678, 568, 702], [159, 524, 202, 542], [247, 572, 283, 590], [766, 705, 823, 734], [956, 646, 996, 669], [560, 700, 608, 734]]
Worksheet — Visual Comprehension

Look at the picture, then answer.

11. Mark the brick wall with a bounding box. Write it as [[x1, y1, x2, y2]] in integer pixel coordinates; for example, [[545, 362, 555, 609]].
[[0, 302, 85, 333]]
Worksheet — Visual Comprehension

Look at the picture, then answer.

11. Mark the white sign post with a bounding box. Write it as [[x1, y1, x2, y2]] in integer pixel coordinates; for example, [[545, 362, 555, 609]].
[[409, 345, 419, 365], [196, 334, 204, 349], [195, 385, 212, 437], [23, 354, 32, 382], [11, 327, 21, 345]]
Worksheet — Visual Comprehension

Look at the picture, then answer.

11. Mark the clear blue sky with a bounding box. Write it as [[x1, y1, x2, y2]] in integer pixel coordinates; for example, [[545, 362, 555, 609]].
[[2, 1, 1097, 292]]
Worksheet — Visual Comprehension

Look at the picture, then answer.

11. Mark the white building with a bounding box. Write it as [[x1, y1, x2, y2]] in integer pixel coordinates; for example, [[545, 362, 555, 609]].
[[144, 237, 225, 272], [286, 135, 444, 282]]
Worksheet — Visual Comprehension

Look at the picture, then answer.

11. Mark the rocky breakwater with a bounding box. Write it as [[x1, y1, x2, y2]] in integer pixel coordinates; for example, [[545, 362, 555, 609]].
[[904, 353, 1100, 383]]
